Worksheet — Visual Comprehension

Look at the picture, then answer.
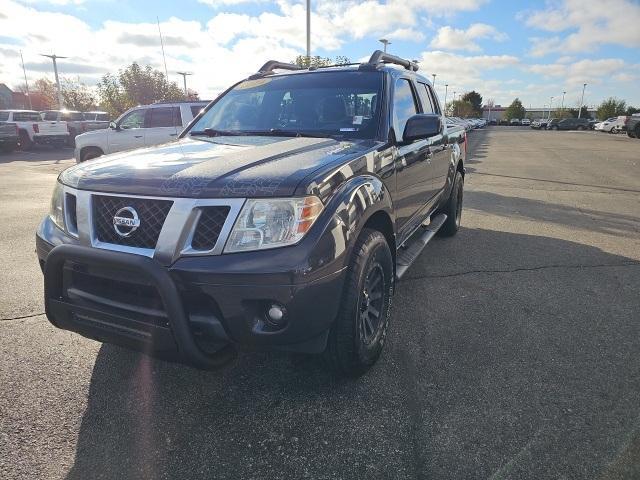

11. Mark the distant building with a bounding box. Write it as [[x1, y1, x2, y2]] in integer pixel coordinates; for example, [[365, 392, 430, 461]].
[[0, 83, 49, 110], [482, 105, 596, 121], [0, 84, 12, 109]]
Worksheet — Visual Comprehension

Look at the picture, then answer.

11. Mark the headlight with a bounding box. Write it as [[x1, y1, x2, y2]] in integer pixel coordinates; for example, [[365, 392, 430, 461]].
[[49, 181, 65, 231], [224, 196, 323, 253]]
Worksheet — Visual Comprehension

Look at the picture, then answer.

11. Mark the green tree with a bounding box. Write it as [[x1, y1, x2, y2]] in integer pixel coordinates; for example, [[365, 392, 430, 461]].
[[61, 77, 96, 111], [448, 99, 475, 118], [504, 98, 526, 120], [626, 106, 639, 115], [596, 97, 626, 120], [461, 91, 482, 116], [97, 62, 185, 117]]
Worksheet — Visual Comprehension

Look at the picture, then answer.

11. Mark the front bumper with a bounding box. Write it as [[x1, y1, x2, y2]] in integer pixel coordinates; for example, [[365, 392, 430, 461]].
[[37, 230, 346, 368]]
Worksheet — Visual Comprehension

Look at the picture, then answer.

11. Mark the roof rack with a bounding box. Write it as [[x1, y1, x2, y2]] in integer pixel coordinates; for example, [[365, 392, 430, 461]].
[[249, 61, 303, 79], [359, 50, 419, 72]]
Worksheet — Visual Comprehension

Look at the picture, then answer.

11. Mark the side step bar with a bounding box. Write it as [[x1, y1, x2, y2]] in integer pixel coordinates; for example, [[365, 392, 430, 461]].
[[396, 214, 447, 280]]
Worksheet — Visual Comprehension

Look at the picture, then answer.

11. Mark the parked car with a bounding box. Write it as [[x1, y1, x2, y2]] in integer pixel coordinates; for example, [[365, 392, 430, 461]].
[[37, 50, 467, 376], [0, 121, 19, 153], [626, 114, 640, 138], [74, 101, 208, 162], [509, 118, 521, 126], [595, 116, 628, 134], [0, 109, 69, 149], [82, 111, 111, 132], [521, 118, 531, 126], [488, 119, 497, 126], [547, 117, 590, 131], [531, 119, 548, 129], [499, 119, 509, 126]]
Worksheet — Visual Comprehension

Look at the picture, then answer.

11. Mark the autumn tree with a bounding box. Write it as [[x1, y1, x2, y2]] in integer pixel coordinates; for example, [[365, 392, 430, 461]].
[[293, 55, 351, 68], [504, 98, 526, 120], [97, 62, 185, 117]]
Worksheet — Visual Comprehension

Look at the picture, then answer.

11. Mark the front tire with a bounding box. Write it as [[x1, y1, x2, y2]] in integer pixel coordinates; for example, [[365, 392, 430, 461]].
[[438, 170, 464, 237], [323, 228, 394, 377], [80, 147, 103, 162]]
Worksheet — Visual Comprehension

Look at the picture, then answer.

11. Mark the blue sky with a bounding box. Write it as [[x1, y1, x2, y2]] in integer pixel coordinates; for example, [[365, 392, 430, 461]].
[[1, 0, 639, 109]]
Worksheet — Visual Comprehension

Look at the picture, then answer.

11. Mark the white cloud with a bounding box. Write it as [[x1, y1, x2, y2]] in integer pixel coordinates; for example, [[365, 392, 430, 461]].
[[521, 0, 640, 56], [529, 58, 631, 84], [429, 23, 508, 52], [382, 28, 426, 43]]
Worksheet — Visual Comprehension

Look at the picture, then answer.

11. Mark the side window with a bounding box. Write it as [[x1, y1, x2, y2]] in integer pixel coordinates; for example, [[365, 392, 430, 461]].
[[417, 83, 434, 114], [43, 112, 58, 121], [425, 84, 441, 115], [119, 109, 145, 129], [190, 105, 204, 119], [145, 107, 177, 128], [393, 79, 418, 137], [0, 112, 9, 121]]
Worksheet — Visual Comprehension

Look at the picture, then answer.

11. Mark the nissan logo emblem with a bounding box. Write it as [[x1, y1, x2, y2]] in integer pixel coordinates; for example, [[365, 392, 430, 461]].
[[113, 206, 141, 237]]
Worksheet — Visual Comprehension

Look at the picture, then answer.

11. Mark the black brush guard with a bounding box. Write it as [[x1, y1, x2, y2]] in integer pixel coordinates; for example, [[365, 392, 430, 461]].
[[44, 244, 236, 370]]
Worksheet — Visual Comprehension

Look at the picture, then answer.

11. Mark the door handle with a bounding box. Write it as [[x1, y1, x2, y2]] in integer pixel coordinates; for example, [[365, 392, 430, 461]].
[[169, 133, 178, 136], [134, 135, 143, 138]]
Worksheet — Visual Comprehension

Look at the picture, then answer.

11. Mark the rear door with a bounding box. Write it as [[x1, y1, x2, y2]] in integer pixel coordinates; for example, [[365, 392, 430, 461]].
[[108, 108, 146, 153], [416, 82, 449, 197], [393, 78, 433, 236], [143, 106, 180, 147]]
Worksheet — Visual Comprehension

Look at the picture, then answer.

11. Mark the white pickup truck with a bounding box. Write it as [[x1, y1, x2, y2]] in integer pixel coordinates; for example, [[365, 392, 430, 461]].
[[74, 101, 208, 162], [0, 110, 69, 149]]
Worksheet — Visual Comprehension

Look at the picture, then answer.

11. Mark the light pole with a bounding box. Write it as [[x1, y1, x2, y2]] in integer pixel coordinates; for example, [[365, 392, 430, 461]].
[[578, 83, 587, 118], [431, 73, 436, 88], [379, 38, 391, 53], [176, 71, 192, 97], [20, 50, 32, 110], [561, 91, 566, 112], [40, 53, 67, 109], [306, 0, 311, 59], [444, 83, 448, 113], [549, 96, 554, 120]]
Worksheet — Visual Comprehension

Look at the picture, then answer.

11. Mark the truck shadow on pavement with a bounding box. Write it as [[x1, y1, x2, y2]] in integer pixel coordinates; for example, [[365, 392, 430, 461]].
[[466, 190, 640, 237], [65, 228, 640, 480]]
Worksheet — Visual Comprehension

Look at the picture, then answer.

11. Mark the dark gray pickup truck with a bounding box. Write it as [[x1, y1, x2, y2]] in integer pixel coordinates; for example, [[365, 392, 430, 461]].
[[36, 51, 467, 376], [0, 122, 19, 153]]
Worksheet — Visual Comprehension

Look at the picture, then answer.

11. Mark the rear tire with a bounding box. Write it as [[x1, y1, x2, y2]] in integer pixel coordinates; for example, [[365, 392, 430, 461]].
[[18, 131, 32, 151], [323, 228, 394, 378], [577, 125, 585, 131], [80, 147, 103, 162], [438, 170, 464, 237]]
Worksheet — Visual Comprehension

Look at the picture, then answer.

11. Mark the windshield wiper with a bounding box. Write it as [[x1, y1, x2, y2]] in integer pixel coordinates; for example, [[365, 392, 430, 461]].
[[190, 128, 339, 139], [190, 128, 247, 137], [244, 129, 336, 138]]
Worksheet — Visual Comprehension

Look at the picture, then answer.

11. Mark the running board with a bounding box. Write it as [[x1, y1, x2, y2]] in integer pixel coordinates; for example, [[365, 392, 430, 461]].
[[396, 214, 447, 280]]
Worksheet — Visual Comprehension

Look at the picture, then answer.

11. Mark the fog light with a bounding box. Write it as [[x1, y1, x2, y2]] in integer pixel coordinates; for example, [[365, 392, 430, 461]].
[[266, 304, 287, 327]]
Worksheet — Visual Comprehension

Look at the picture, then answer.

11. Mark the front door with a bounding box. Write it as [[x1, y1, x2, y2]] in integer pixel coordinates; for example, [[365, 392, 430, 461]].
[[109, 109, 146, 153], [393, 78, 434, 239]]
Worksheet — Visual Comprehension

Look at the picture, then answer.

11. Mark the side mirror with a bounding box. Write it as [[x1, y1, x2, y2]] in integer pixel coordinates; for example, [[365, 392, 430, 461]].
[[109, 121, 120, 131], [402, 114, 442, 143]]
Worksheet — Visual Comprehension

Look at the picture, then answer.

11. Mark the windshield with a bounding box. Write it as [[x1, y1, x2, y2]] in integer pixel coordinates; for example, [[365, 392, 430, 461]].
[[189, 71, 383, 139]]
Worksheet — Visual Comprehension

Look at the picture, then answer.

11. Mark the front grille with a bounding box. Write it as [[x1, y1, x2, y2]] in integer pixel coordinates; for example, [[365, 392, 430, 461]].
[[93, 195, 173, 249], [191, 206, 230, 250]]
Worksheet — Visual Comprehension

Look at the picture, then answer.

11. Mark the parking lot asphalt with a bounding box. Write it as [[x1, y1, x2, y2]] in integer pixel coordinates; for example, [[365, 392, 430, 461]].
[[1, 130, 639, 479]]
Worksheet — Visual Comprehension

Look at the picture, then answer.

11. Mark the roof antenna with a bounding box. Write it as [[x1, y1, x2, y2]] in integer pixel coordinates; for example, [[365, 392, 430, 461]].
[[157, 17, 169, 80]]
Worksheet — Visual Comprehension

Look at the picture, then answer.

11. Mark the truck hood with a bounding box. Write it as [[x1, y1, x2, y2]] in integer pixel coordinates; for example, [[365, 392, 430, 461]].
[[60, 136, 379, 198]]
